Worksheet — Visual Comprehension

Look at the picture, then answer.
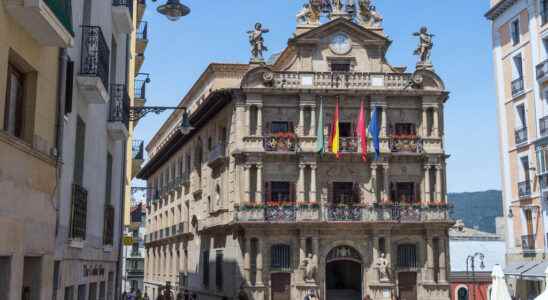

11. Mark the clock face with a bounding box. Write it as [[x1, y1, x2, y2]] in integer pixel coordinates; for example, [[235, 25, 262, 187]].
[[330, 33, 351, 55]]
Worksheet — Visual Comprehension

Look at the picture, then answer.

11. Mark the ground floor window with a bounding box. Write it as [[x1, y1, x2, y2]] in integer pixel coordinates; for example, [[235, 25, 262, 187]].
[[271, 244, 291, 271]]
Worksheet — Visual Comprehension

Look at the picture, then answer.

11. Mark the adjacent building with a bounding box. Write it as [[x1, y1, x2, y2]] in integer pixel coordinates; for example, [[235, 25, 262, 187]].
[[0, 0, 73, 299], [139, 3, 453, 300], [123, 202, 147, 293], [486, 0, 548, 298]]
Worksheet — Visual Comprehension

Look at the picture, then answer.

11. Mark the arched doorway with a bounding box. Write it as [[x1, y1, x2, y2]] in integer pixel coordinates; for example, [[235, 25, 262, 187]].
[[325, 246, 362, 300]]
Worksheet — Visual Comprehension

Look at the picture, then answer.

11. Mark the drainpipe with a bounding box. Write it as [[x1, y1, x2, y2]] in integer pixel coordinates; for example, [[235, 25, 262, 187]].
[[116, 139, 128, 300]]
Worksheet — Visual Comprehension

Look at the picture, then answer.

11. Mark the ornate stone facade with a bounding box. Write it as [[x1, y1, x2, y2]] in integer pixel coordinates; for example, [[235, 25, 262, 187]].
[[140, 9, 452, 300]]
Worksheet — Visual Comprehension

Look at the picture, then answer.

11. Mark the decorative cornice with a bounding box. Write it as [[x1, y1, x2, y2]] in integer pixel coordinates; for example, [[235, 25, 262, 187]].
[[485, 0, 520, 20]]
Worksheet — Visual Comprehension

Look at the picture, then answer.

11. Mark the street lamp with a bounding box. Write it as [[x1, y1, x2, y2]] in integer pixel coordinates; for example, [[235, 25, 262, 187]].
[[466, 252, 486, 300], [151, 0, 191, 21]]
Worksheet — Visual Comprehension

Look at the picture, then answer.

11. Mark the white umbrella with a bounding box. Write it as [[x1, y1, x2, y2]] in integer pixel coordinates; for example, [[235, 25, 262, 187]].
[[534, 267, 548, 300], [491, 265, 512, 300]]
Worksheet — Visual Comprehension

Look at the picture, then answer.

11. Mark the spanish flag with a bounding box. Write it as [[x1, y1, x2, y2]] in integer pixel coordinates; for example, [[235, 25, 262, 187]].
[[329, 98, 340, 159]]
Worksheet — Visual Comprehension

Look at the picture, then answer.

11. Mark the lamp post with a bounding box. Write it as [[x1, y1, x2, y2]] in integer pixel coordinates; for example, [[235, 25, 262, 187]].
[[151, 0, 191, 21], [465, 252, 485, 300]]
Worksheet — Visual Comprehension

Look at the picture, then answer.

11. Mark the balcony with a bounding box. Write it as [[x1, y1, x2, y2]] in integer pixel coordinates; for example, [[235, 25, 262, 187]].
[[135, 53, 145, 74], [178, 221, 189, 235], [103, 204, 115, 245], [515, 127, 528, 145], [136, 21, 149, 55], [207, 144, 226, 167], [107, 84, 129, 140], [511, 78, 525, 98], [77, 26, 110, 104], [537, 60, 548, 83], [136, 0, 146, 23], [271, 71, 411, 90], [134, 74, 148, 105], [521, 234, 536, 253], [112, 0, 133, 34], [326, 137, 359, 153], [518, 180, 531, 198], [389, 135, 423, 154], [540, 117, 548, 138], [69, 183, 88, 240], [5, 0, 74, 47], [264, 133, 298, 152], [326, 205, 363, 221], [132, 140, 144, 178]]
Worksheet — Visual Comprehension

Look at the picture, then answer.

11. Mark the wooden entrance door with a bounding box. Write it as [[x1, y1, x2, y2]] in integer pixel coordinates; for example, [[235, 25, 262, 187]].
[[271, 273, 291, 300], [398, 272, 417, 300]]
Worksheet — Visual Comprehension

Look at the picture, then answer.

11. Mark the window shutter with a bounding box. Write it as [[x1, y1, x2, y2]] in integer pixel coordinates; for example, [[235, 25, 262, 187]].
[[65, 60, 74, 115]]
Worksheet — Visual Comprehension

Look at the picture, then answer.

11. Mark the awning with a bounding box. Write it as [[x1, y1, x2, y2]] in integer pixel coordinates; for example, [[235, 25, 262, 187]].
[[505, 261, 548, 281]]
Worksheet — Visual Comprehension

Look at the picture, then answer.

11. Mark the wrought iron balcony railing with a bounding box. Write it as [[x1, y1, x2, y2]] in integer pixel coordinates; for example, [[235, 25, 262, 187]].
[[80, 26, 110, 89], [103, 204, 115, 245], [134, 75, 148, 100], [70, 183, 88, 239], [521, 234, 536, 251], [263, 134, 298, 152], [518, 180, 531, 198], [511, 77, 525, 97], [389, 135, 423, 154], [326, 137, 359, 153], [136, 21, 148, 40], [109, 84, 129, 129], [515, 127, 528, 145], [537, 60, 548, 80], [265, 205, 297, 222], [112, 0, 133, 13], [326, 205, 362, 221], [132, 140, 144, 160], [44, 0, 74, 34]]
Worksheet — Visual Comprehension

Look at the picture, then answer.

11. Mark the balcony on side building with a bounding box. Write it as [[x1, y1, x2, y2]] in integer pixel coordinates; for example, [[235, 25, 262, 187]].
[[511, 77, 525, 98], [537, 60, 548, 83], [540, 116, 548, 138], [518, 180, 532, 198], [136, 0, 146, 23], [5, 0, 74, 47], [136, 21, 149, 55], [132, 140, 144, 178], [107, 84, 129, 140], [515, 127, 528, 145], [521, 234, 536, 253], [69, 183, 88, 241], [77, 26, 110, 104], [112, 0, 133, 34], [103, 204, 115, 245], [134, 73, 149, 106], [208, 143, 226, 167]]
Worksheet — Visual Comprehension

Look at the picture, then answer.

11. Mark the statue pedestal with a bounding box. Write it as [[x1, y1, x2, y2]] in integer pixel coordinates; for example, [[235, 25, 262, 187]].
[[249, 58, 265, 65], [295, 282, 320, 299], [295, 23, 319, 36], [329, 11, 351, 20], [368, 282, 396, 300], [416, 62, 433, 71]]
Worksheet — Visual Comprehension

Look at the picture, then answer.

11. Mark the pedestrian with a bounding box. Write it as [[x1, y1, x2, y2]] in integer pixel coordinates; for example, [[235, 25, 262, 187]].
[[143, 292, 150, 300]]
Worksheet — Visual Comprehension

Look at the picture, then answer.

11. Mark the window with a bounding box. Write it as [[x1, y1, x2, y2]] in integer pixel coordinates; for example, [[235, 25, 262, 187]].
[[339, 122, 352, 137], [99, 281, 105, 300], [332, 182, 358, 204], [543, 0, 548, 25], [270, 121, 291, 133], [215, 251, 223, 290], [394, 123, 416, 136], [64, 59, 74, 115], [105, 153, 112, 205], [331, 61, 351, 72], [511, 19, 520, 45], [202, 250, 210, 287], [267, 182, 291, 202], [457, 287, 468, 300], [0, 257, 10, 299], [4, 64, 25, 138], [64, 286, 74, 300], [74, 117, 86, 185], [271, 244, 291, 271], [83, 0, 92, 25], [397, 244, 417, 268], [520, 156, 530, 182], [89, 282, 97, 300], [393, 182, 416, 203], [77, 284, 86, 300], [516, 104, 526, 128], [378, 237, 386, 255], [513, 54, 524, 80]]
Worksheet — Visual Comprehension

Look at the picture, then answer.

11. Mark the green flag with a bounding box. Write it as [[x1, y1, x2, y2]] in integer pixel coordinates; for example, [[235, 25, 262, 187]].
[[315, 97, 324, 153]]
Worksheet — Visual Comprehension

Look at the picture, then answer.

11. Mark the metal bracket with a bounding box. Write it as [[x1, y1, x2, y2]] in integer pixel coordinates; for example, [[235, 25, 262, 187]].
[[129, 106, 187, 122]]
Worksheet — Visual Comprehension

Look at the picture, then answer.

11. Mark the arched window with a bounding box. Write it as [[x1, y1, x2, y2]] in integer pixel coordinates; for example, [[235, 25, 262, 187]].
[[250, 238, 258, 285], [271, 244, 291, 271], [457, 287, 468, 300], [397, 244, 417, 268]]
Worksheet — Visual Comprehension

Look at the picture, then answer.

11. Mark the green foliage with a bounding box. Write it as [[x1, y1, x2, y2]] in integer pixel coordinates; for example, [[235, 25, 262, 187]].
[[448, 190, 502, 233]]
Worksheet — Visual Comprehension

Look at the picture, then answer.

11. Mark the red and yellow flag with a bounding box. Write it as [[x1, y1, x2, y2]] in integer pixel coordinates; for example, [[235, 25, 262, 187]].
[[329, 98, 340, 158]]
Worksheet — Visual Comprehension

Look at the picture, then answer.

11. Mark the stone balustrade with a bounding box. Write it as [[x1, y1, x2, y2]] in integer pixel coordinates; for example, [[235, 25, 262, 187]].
[[272, 71, 412, 90]]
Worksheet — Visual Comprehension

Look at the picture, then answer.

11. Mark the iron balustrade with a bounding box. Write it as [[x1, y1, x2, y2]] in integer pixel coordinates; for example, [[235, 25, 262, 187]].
[[132, 140, 144, 160], [109, 84, 129, 129], [112, 0, 133, 14], [136, 21, 148, 40], [134, 77, 147, 100], [265, 205, 297, 221], [515, 127, 528, 145], [397, 244, 418, 269], [511, 77, 525, 97], [537, 59, 548, 80], [70, 183, 88, 239], [103, 204, 115, 245], [326, 205, 362, 221], [518, 180, 532, 198], [80, 26, 110, 89], [263, 134, 298, 152], [44, 0, 73, 34], [540, 117, 548, 137], [521, 234, 536, 251]]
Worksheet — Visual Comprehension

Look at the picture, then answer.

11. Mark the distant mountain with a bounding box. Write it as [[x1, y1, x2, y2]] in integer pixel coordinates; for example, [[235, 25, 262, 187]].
[[448, 190, 503, 234]]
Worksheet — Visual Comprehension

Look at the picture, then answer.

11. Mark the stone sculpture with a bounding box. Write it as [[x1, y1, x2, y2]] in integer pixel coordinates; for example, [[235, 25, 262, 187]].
[[302, 253, 317, 282], [377, 252, 390, 282], [357, 0, 383, 28], [413, 26, 435, 68], [247, 23, 269, 63]]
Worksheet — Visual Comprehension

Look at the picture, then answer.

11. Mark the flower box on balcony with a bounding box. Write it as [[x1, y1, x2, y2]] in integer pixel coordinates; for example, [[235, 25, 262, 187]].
[[264, 132, 298, 152]]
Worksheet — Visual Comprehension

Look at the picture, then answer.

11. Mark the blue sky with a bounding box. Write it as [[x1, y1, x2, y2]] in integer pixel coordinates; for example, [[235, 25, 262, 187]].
[[135, 1, 499, 193]]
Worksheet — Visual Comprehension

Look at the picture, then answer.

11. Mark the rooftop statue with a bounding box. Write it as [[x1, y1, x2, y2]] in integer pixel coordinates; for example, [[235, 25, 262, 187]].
[[413, 26, 435, 69], [357, 0, 383, 28], [297, 1, 322, 25], [247, 23, 269, 63]]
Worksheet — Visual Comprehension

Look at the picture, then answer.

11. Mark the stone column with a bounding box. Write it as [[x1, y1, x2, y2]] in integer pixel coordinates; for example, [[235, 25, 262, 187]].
[[299, 237, 307, 267], [256, 163, 263, 203], [383, 164, 390, 203], [381, 106, 388, 137], [246, 105, 252, 136], [256, 238, 264, 285], [425, 236, 434, 282], [312, 236, 320, 272], [244, 238, 251, 285], [423, 165, 431, 204], [433, 107, 439, 138], [435, 166, 442, 203], [299, 105, 305, 136], [310, 164, 317, 203], [370, 163, 378, 203], [310, 106, 317, 137], [257, 105, 263, 136], [422, 108, 428, 137], [298, 163, 306, 203], [243, 165, 251, 203], [384, 235, 392, 266], [440, 238, 448, 282]]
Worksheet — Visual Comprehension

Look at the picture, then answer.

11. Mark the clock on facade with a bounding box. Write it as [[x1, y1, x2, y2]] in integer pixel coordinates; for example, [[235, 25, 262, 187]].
[[330, 33, 352, 55]]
